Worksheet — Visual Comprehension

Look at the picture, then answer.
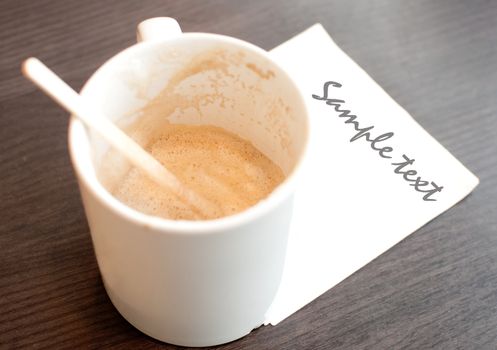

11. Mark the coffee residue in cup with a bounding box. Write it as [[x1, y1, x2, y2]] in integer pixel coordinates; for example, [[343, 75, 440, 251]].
[[112, 124, 285, 220]]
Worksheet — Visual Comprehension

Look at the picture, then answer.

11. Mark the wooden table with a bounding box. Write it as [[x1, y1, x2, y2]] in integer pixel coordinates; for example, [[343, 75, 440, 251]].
[[2, 0, 497, 348]]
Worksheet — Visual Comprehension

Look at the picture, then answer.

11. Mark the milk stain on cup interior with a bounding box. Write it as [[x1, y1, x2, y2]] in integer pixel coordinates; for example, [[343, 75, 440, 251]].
[[97, 48, 293, 220]]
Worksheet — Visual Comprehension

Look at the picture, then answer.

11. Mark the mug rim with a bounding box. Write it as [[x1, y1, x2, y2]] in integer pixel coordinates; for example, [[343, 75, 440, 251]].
[[68, 32, 309, 235]]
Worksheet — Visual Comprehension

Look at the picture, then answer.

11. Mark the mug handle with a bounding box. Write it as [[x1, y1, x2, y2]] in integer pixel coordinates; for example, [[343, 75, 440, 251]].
[[136, 17, 182, 42]]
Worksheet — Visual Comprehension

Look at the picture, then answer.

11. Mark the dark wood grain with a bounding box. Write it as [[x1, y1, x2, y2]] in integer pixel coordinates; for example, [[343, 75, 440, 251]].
[[1, 0, 497, 349]]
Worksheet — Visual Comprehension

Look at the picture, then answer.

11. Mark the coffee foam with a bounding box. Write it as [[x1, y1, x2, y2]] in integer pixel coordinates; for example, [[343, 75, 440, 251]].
[[112, 124, 285, 220]]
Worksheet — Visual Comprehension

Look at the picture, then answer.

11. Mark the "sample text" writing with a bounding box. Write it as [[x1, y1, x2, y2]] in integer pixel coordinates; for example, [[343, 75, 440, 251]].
[[312, 81, 443, 201]]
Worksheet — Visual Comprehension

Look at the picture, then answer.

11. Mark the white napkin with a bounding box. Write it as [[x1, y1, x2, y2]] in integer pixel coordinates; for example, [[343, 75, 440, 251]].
[[264, 24, 479, 325]]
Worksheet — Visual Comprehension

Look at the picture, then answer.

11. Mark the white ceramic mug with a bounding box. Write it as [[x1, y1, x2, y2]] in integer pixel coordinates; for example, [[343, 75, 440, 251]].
[[68, 17, 308, 347]]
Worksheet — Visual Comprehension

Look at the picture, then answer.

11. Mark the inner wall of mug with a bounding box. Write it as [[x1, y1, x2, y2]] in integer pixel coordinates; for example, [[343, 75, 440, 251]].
[[81, 36, 307, 195]]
